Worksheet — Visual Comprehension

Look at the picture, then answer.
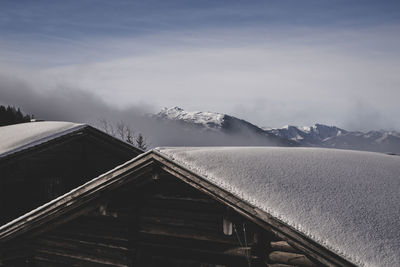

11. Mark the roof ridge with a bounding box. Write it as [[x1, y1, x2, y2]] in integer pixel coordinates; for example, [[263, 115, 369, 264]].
[[0, 123, 87, 159]]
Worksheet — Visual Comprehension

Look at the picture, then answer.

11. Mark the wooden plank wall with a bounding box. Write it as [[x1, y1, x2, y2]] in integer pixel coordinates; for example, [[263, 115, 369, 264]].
[[0, 134, 138, 225], [1, 174, 323, 267]]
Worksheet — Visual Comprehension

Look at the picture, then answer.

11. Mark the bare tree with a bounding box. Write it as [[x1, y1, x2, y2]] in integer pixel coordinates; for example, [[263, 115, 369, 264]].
[[98, 118, 115, 136], [97, 119, 148, 150], [126, 126, 135, 145], [116, 120, 126, 140]]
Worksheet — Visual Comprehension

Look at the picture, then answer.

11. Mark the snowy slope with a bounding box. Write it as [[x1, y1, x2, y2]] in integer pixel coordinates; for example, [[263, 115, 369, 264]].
[[266, 124, 348, 145], [157, 147, 400, 267], [154, 107, 400, 153], [156, 107, 225, 130], [267, 124, 400, 153], [154, 107, 295, 146]]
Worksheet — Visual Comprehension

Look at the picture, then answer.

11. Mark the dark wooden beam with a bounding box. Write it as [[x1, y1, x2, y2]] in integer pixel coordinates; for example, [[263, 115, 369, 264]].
[[269, 251, 317, 267], [0, 153, 155, 242]]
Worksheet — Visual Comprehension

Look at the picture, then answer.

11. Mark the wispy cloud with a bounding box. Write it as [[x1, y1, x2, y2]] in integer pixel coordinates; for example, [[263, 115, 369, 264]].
[[0, 72, 289, 147], [1, 1, 400, 131]]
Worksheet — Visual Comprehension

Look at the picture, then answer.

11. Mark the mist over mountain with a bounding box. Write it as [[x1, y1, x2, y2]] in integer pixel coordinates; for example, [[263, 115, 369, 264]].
[[265, 124, 400, 153], [155, 107, 400, 154], [153, 107, 295, 147]]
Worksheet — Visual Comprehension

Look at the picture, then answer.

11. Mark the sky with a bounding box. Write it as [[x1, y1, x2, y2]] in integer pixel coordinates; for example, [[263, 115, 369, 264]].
[[1, 0, 400, 131]]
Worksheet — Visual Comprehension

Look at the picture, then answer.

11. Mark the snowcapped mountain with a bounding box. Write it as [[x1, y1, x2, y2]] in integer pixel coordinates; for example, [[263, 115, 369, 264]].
[[266, 124, 348, 146], [266, 124, 400, 154], [156, 107, 225, 131], [154, 107, 296, 146], [154, 107, 400, 154]]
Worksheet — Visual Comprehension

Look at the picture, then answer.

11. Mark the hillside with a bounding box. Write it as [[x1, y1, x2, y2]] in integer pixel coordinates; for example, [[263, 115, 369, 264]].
[[155, 107, 400, 154]]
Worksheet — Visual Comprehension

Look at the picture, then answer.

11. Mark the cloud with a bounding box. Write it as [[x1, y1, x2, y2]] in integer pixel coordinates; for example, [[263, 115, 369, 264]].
[[342, 101, 396, 132], [1, 23, 400, 132], [0, 71, 149, 122], [21, 25, 397, 131], [0, 71, 289, 147]]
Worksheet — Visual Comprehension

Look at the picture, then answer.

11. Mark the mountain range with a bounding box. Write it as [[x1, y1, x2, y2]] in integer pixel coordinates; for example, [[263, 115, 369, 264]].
[[153, 107, 296, 147], [154, 107, 400, 154]]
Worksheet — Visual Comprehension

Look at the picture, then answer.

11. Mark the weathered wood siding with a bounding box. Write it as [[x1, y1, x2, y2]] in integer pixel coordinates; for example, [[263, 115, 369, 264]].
[[1, 173, 323, 267], [0, 132, 139, 225]]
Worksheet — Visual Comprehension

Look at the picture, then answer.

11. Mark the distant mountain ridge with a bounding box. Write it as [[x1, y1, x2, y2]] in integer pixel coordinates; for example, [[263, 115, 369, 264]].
[[154, 107, 296, 146], [156, 107, 225, 131], [266, 124, 400, 153], [266, 124, 348, 146], [155, 107, 400, 154]]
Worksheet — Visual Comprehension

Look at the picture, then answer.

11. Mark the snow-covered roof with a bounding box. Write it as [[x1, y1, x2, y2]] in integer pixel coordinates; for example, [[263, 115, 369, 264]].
[[0, 121, 86, 159], [156, 147, 400, 267]]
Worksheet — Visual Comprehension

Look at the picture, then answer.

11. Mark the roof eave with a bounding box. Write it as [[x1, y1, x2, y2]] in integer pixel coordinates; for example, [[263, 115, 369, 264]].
[[0, 125, 143, 165], [151, 151, 355, 267], [0, 150, 355, 267]]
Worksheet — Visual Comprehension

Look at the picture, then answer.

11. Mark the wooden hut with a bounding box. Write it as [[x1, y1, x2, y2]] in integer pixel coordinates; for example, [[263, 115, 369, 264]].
[[0, 147, 398, 266], [0, 121, 142, 225]]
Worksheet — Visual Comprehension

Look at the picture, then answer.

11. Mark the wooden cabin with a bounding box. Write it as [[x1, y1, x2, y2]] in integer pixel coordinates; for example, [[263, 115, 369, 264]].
[[0, 121, 142, 225], [0, 147, 399, 266]]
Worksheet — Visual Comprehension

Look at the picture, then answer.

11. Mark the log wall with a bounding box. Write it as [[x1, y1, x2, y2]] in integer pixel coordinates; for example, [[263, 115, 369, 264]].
[[1, 173, 324, 267], [0, 132, 138, 225]]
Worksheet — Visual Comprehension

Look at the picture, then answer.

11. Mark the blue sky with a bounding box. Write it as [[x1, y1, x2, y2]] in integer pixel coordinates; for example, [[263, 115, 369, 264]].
[[1, 0, 400, 130], [2, 1, 400, 35]]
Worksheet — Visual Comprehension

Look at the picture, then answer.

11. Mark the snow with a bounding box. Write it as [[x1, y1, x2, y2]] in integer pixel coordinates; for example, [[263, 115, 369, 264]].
[[273, 124, 346, 139], [267, 124, 400, 153], [376, 132, 390, 144], [156, 147, 400, 267], [0, 121, 86, 158], [157, 107, 225, 129], [300, 126, 312, 132], [390, 131, 400, 138]]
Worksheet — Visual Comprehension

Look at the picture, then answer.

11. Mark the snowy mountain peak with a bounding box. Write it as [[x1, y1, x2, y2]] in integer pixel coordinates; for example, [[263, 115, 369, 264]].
[[161, 106, 184, 112], [156, 107, 225, 129], [153, 107, 400, 153], [154, 107, 295, 146], [268, 123, 400, 153], [267, 123, 348, 143], [310, 124, 347, 138]]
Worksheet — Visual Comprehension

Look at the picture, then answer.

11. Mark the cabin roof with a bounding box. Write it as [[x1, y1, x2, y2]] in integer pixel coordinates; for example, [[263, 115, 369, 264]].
[[0, 147, 399, 266], [0, 121, 86, 158], [156, 147, 400, 267], [0, 121, 142, 160]]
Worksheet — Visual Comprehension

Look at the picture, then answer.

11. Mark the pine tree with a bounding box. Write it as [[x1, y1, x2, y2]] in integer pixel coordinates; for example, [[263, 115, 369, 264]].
[[126, 128, 134, 145], [135, 133, 147, 151], [96, 119, 148, 150], [0, 105, 31, 126]]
